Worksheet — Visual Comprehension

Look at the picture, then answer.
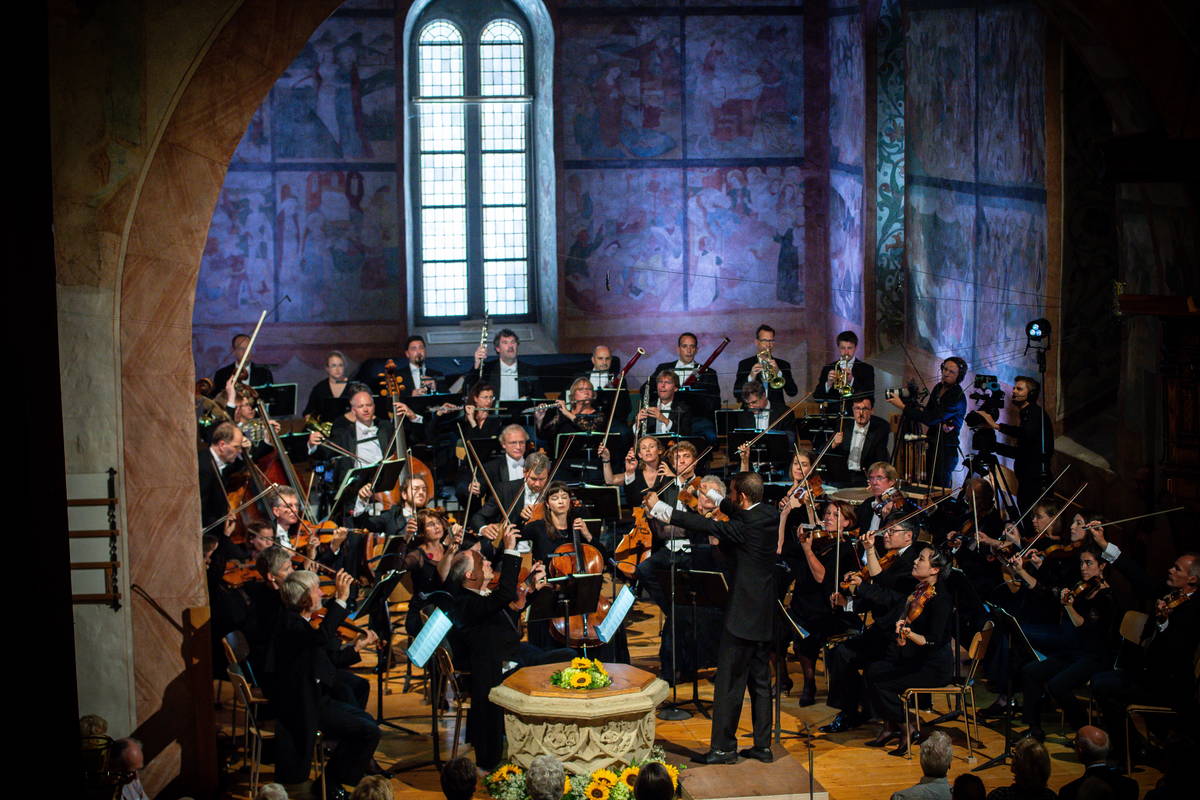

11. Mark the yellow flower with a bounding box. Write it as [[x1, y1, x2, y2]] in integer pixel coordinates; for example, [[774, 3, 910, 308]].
[[663, 763, 679, 789], [489, 764, 522, 782], [586, 782, 610, 800], [571, 657, 593, 669], [564, 776, 572, 795], [592, 769, 618, 787], [570, 671, 592, 688], [591, 658, 608, 674], [619, 767, 639, 789]]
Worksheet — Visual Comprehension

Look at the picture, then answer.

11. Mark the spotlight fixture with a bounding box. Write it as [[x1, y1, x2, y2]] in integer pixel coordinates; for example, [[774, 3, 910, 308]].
[[1025, 318, 1050, 343]]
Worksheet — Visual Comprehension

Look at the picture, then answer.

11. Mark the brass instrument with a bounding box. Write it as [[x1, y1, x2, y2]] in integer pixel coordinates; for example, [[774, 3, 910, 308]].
[[758, 349, 785, 389], [237, 417, 268, 446], [304, 415, 332, 438], [833, 358, 854, 397]]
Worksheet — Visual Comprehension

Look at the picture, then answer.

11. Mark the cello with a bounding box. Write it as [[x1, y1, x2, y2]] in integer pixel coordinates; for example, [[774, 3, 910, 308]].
[[547, 511, 612, 649]]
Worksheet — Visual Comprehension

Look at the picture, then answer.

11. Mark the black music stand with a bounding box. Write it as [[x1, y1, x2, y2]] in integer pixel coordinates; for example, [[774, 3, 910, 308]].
[[329, 458, 407, 519], [771, 601, 813, 744], [713, 408, 741, 438], [316, 395, 351, 422], [528, 573, 605, 658], [557, 431, 606, 483], [730, 429, 790, 478], [973, 601, 1045, 772], [656, 566, 729, 719], [352, 569, 423, 735], [256, 382, 298, 418]]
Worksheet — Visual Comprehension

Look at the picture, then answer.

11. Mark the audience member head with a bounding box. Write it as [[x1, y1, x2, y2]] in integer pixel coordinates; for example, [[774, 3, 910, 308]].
[[350, 775, 393, 800], [109, 737, 144, 773], [633, 762, 675, 800], [440, 756, 478, 800], [79, 714, 108, 738], [919, 730, 952, 778], [256, 784, 289, 800], [1073, 725, 1110, 765], [1011, 736, 1051, 790], [950, 773, 985, 800], [202, 535, 219, 568], [526, 754, 566, 800]]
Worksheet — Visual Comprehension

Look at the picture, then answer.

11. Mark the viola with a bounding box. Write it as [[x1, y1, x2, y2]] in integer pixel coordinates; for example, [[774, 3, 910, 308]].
[[1063, 575, 1107, 605], [897, 582, 937, 646], [222, 558, 263, 587]]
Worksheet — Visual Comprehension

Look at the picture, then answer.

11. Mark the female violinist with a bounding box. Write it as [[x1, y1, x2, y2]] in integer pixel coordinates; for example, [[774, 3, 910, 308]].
[[779, 497, 860, 705], [861, 548, 954, 755], [1015, 546, 1114, 741], [302, 350, 350, 418], [400, 509, 464, 636]]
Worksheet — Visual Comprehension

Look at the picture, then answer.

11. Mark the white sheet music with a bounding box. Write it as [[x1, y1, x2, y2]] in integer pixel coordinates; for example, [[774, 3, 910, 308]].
[[405, 607, 452, 668], [596, 586, 635, 644]]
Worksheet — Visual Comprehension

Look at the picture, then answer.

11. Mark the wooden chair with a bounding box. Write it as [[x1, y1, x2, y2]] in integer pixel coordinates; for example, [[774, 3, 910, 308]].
[[227, 663, 274, 796], [222, 634, 267, 755], [901, 620, 995, 763]]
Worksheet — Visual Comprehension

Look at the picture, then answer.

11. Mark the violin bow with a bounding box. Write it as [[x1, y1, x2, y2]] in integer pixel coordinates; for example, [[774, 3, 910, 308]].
[[1081, 506, 1184, 531], [1015, 482, 1088, 560], [202, 482, 281, 534], [647, 445, 712, 496], [1009, 464, 1072, 530], [505, 435, 577, 522], [875, 484, 964, 538], [231, 309, 267, 386], [463, 432, 513, 531], [924, 422, 943, 499]]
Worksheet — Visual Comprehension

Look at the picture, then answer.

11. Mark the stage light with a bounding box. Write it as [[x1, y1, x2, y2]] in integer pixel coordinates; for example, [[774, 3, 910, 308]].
[[1025, 318, 1050, 342]]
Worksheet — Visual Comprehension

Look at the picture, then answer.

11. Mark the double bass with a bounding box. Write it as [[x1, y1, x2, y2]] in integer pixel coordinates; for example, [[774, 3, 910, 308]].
[[376, 359, 436, 509], [548, 515, 612, 648]]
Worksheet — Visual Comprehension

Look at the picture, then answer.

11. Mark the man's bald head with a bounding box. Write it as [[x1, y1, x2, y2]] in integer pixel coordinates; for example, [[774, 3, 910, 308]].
[[1074, 726, 1109, 764], [110, 737, 144, 771]]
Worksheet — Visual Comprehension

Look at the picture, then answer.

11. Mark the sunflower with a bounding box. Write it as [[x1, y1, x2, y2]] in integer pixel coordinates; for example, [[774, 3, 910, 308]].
[[585, 782, 610, 800], [571, 657, 593, 669], [591, 769, 618, 787], [618, 767, 639, 790], [591, 658, 607, 673], [570, 671, 592, 688], [563, 776, 572, 795], [662, 763, 680, 789], [489, 764, 522, 782]]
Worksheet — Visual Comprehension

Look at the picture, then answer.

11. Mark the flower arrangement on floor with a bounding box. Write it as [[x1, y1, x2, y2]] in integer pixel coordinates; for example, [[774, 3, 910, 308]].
[[484, 748, 681, 800], [549, 657, 612, 690]]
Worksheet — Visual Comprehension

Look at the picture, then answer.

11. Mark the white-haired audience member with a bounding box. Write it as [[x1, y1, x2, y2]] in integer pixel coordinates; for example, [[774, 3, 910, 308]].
[[109, 738, 149, 800], [256, 784, 289, 800], [525, 755, 566, 800], [890, 731, 952, 800]]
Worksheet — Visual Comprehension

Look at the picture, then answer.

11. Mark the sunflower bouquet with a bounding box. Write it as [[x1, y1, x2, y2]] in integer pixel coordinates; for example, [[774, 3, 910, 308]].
[[485, 750, 681, 800], [549, 657, 612, 690]]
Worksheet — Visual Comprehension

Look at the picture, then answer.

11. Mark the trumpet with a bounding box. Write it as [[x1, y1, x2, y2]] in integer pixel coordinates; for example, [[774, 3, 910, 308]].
[[758, 349, 785, 389], [833, 358, 854, 397]]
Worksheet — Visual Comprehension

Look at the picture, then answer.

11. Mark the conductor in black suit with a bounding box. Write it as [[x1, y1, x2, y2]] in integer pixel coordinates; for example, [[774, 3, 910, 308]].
[[813, 330, 875, 402], [473, 327, 539, 401], [827, 396, 891, 486], [210, 332, 274, 395], [733, 324, 798, 408], [646, 471, 780, 764]]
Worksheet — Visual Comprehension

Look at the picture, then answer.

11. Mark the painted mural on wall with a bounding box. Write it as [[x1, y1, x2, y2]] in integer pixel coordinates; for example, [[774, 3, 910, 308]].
[[830, 172, 863, 325], [977, 5, 1044, 188], [906, 185, 975, 358], [829, 12, 864, 168], [874, 0, 906, 349], [684, 16, 804, 159], [905, 8, 975, 184], [558, 17, 682, 160], [195, 172, 276, 324]]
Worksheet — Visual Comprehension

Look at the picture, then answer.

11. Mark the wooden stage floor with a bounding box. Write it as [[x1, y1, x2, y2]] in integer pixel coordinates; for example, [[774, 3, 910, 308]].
[[216, 599, 1164, 799]]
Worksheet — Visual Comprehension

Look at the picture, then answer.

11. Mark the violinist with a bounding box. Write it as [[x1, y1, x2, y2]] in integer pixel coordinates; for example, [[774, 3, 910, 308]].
[[1088, 525, 1200, 749], [813, 330, 875, 402], [631, 441, 705, 610], [820, 518, 930, 735], [199, 421, 249, 534], [860, 548, 954, 755], [856, 462, 908, 536], [268, 486, 306, 550], [886, 356, 967, 489], [598, 435, 664, 509], [398, 509, 463, 636], [635, 369, 693, 436], [644, 472, 779, 764], [302, 350, 350, 418], [210, 332, 273, 396], [468, 451, 551, 540], [763, 449, 821, 525], [353, 474, 430, 541], [269, 569, 381, 792], [241, 546, 295, 695], [779, 497, 859, 706], [1012, 546, 1114, 742], [827, 396, 890, 486]]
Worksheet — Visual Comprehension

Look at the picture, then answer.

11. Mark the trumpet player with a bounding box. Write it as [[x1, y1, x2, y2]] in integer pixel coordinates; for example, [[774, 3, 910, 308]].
[[814, 330, 875, 402], [734, 324, 797, 407]]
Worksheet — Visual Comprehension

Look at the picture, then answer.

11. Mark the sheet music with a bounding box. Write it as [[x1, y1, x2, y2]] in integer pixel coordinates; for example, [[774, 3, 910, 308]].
[[596, 586, 635, 644], [405, 607, 452, 668]]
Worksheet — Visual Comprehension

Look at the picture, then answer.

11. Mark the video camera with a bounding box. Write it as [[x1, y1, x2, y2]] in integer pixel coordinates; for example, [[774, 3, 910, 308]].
[[966, 374, 1005, 452]]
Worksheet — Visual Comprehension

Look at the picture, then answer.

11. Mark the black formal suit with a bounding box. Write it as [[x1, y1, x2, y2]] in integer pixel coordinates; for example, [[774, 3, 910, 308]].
[[322, 416, 398, 489], [446, 550, 522, 769], [647, 360, 721, 417], [828, 415, 891, 485], [813, 359, 876, 401], [268, 601, 380, 787], [644, 397, 693, 436], [734, 354, 798, 408], [862, 585, 954, 723], [993, 402, 1054, 514], [199, 449, 231, 532], [669, 499, 780, 752], [211, 361, 274, 395], [479, 357, 540, 399], [1056, 764, 1139, 800], [575, 363, 631, 420]]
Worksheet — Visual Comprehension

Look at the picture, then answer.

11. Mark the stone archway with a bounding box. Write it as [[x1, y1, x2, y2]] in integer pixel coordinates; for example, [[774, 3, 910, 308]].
[[116, 2, 341, 794]]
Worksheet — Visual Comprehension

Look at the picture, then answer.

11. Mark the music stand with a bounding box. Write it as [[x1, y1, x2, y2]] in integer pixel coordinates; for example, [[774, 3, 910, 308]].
[[713, 408, 741, 438], [281, 431, 313, 466], [351, 569, 423, 735], [316, 395, 350, 422], [655, 566, 729, 719], [772, 601, 813, 744], [256, 382, 297, 418], [528, 573, 605, 658], [973, 601, 1046, 772], [329, 459, 407, 519], [730, 429, 790, 478]]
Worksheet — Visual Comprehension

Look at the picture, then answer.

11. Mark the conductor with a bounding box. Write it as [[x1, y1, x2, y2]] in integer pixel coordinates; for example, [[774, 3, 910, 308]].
[[645, 471, 779, 764]]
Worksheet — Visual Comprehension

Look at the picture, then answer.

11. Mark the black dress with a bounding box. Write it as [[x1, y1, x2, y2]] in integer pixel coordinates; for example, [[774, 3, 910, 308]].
[[862, 585, 954, 723], [302, 378, 347, 418], [780, 517, 859, 659]]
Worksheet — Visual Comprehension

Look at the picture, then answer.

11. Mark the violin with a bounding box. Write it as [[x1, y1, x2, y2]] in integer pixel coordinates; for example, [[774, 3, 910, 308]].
[[309, 605, 372, 643], [222, 558, 263, 587], [1157, 589, 1191, 622], [897, 582, 937, 646], [840, 550, 898, 591], [1063, 575, 1107, 605], [1041, 538, 1084, 560], [786, 474, 825, 502]]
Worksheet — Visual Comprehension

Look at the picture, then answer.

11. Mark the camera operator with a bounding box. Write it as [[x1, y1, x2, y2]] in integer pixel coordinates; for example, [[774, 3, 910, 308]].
[[972, 375, 1053, 515], [886, 357, 967, 490]]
